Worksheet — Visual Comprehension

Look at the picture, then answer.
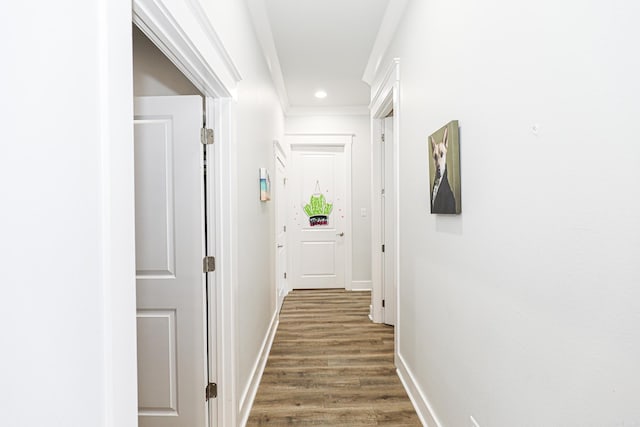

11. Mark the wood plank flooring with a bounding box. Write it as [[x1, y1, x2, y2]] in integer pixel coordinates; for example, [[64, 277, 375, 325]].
[[247, 289, 421, 426]]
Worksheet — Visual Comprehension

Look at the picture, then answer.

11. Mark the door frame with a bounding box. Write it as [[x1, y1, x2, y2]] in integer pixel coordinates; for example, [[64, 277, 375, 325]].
[[274, 140, 289, 309], [125, 0, 241, 426], [370, 59, 400, 332], [285, 133, 354, 291]]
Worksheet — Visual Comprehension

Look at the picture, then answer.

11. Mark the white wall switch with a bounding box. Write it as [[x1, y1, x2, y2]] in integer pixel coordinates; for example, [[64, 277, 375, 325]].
[[360, 208, 367, 217]]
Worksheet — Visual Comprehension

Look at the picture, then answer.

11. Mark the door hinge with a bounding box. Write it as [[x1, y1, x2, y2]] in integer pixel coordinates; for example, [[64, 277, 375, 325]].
[[206, 382, 217, 400], [201, 128, 214, 145], [381, 133, 385, 143], [284, 225, 287, 232], [203, 256, 216, 273], [382, 244, 385, 253], [382, 299, 386, 308], [381, 188, 385, 195], [284, 272, 287, 279]]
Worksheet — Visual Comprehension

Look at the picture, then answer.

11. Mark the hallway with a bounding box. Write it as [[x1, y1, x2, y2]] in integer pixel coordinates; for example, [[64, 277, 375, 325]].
[[247, 290, 420, 426]]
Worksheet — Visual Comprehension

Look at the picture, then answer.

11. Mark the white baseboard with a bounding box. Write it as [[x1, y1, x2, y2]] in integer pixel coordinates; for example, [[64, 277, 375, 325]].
[[396, 352, 442, 427], [351, 280, 372, 291], [238, 309, 279, 426]]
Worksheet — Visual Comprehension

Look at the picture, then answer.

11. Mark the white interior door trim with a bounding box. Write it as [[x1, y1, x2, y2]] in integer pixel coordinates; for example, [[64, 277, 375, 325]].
[[210, 96, 237, 427], [286, 133, 353, 291], [274, 139, 289, 306], [370, 59, 400, 329], [113, 3, 242, 426], [133, 0, 241, 97]]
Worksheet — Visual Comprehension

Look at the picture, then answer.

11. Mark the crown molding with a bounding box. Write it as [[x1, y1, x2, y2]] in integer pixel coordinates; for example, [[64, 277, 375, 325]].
[[362, 0, 409, 86], [286, 105, 370, 117], [187, 0, 243, 83], [133, 0, 242, 97], [246, 0, 290, 113]]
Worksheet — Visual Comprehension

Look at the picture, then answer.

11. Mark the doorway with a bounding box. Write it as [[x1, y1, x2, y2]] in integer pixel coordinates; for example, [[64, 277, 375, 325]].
[[274, 140, 288, 311], [287, 134, 353, 290], [380, 112, 396, 326], [370, 59, 400, 330], [133, 25, 216, 427]]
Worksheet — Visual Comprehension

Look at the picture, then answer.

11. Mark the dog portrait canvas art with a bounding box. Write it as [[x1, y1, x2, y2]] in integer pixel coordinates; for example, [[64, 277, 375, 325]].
[[428, 120, 461, 214]]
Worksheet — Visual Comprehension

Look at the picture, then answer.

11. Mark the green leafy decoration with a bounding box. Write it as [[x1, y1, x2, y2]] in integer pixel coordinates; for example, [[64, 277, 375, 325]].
[[304, 193, 333, 217]]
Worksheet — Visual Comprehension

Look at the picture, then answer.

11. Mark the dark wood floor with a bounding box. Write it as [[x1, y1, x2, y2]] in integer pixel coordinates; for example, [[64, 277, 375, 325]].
[[247, 289, 421, 426]]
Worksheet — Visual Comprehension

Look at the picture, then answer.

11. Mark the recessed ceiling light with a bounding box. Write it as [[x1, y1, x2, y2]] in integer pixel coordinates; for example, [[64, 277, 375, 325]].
[[314, 90, 327, 99]]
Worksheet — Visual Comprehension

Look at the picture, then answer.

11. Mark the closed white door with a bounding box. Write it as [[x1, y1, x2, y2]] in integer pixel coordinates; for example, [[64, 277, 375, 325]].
[[289, 139, 350, 289], [382, 117, 396, 325], [275, 149, 288, 310], [134, 96, 209, 427]]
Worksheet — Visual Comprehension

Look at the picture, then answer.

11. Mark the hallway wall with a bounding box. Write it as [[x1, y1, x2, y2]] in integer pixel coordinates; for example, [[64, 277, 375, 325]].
[[381, 0, 640, 425], [2, 1, 284, 425], [198, 0, 285, 417], [285, 115, 372, 286], [1, 1, 137, 426]]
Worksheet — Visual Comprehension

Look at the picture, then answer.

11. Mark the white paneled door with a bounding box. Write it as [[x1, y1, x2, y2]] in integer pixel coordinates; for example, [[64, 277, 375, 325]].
[[134, 96, 209, 427], [289, 136, 352, 289]]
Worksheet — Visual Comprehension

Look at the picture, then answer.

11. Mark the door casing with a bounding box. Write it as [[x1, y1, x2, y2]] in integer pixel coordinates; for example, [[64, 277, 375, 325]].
[[286, 133, 353, 291], [274, 140, 289, 310], [130, 3, 241, 426], [370, 59, 400, 338]]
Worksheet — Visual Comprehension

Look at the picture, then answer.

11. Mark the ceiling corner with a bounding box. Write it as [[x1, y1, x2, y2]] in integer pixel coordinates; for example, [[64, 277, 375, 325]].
[[286, 105, 371, 117], [362, 0, 409, 85], [246, 0, 290, 112]]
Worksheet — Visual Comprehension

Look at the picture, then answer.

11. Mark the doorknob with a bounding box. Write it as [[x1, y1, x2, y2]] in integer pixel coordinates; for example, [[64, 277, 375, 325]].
[[277, 244, 284, 248], [336, 232, 344, 237]]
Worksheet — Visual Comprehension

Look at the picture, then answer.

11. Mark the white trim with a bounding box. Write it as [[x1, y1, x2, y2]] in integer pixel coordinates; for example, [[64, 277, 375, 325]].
[[130, 2, 240, 426], [370, 58, 401, 113], [246, 0, 290, 114], [238, 310, 279, 426], [274, 139, 286, 159], [286, 105, 370, 117], [133, 0, 241, 98], [351, 280, 373, 291], [362, 1, 409, 85], [286, 134, 353, 292], [274, 139, 289, 310], [370, 59, 400, 325], [186, 0, 243, 83], [396, 353, 443, 427], [212, 97, 238, 427], [100, 1, 137, 426]]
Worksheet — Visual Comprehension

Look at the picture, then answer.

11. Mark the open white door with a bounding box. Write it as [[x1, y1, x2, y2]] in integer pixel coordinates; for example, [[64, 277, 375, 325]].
[[134, 95, 210, 427], [382, 116, 396, 325], [288, 135, 352, 290], [275, 142, 289, 310]]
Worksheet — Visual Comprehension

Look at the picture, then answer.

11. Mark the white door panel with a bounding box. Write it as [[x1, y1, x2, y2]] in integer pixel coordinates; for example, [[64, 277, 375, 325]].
[[134, 117, 176, 278], [290, 140, 349, 289], [136, 310, 178, 416], [134, 95, 208, 427]]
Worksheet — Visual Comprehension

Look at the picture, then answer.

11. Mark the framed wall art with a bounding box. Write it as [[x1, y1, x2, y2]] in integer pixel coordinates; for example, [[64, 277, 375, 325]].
[[428, 120, 461, 214], [259, 167, 271, 201]]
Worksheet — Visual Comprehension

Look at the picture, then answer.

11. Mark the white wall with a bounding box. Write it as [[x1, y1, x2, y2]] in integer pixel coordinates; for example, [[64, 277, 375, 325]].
[[2, 0, 283, 426], [285, 115, 372, 285], [198, 0, 285, 418], [382, 0, 640, 425], [132, 25, 200, 96], [1, 1, 137, 427]]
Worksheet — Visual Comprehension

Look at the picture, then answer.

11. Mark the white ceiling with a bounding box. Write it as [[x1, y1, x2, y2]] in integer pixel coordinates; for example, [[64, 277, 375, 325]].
[[247, 0, 407, 115]]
